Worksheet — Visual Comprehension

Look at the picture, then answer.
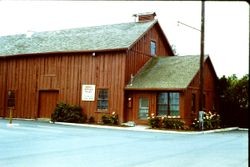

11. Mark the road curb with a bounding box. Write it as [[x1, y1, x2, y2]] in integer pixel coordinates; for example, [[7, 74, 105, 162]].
[[52, 121, 243, 134]]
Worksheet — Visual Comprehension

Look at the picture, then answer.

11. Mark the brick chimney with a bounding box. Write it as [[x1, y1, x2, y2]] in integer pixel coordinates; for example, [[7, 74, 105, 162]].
[[134, 12, 156, 22]]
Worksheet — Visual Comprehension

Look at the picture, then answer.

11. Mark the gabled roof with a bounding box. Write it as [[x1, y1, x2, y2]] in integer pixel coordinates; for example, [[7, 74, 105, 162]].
[[125, 55, 209, 90], [0, 20, 158, 57]]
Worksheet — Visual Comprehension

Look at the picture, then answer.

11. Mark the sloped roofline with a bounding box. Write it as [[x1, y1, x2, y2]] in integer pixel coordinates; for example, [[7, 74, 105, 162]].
[[0, 19, 174, 57], [125, 55, 218, 91], [0, 21, 147, 57], [0, 47, 128, 58], [186, 55, 218, 88], [206, 56, 218, 80], [127, 19, 175, 56]]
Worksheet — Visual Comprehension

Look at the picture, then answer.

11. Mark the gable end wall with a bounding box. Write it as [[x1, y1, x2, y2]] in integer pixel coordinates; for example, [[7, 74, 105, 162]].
[[125, 23, 173, 84], [184, 59, 218, 125]]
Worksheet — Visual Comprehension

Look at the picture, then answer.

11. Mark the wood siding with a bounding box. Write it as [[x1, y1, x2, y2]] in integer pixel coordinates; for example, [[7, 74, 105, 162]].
[[125, 91, 185, 125], [184, 58, 218, 125], [0, 21, 174, 124], [125, 91, 156, 124], [125, 23, 173, 84], [0, 21, 217, 126], [0, 60, 7, 117], [0, 51, 126, 122], [124, 58, 218, 125]]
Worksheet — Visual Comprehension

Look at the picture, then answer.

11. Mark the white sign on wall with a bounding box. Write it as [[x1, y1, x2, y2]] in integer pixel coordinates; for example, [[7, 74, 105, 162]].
[[82, 85, 96, 101]]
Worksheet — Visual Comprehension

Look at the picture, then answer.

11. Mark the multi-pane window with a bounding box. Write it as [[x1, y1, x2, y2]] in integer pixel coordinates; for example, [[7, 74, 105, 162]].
[[150, 41, 156, 56], [97, 89, 108, 110], [157, 92, 180, 116], [157, 93, 168, 116], [138, 97, 149, 120], [169, 93, 179, 116]]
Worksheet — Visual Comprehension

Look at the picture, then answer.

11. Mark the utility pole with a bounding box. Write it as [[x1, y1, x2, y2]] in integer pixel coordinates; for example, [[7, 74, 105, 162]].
[[178, 2, 205, 130], [199, 1, 205, 112]]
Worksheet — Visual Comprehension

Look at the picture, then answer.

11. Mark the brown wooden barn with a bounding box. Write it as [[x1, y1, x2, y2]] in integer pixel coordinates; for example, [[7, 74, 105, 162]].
[[0, 13, 218, 125]]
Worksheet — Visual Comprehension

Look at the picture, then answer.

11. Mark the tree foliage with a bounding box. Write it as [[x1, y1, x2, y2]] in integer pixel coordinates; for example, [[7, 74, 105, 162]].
[[218, 74, 248, 127]]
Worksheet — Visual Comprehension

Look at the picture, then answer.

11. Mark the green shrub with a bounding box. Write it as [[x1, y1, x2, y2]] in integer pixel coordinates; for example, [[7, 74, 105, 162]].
[[162, 117, 184, 130], [148, 114, 162, 128], [148, 114, 185, 130], [191, 111, 221, 130], [51, 102, 87, 123], [101, 114, 111, 124], [203, 111, 221, 129], [101, 112, 119, 125], [110, 112, 119, 125], [191, 118, 200, 130]]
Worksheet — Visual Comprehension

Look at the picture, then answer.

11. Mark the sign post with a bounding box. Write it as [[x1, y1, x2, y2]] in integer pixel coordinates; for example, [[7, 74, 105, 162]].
[[9, 107, 13, 124], [7, 90, 16, 124]]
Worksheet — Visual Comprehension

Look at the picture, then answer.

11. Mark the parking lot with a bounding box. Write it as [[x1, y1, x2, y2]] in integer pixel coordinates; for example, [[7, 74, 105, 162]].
[[0, 119, 248, 167]]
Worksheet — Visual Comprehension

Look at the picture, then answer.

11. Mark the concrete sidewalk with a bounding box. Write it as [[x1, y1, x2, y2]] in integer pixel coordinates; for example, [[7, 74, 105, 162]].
[[53, 121, 245, 134], [2, 118, 247, 134]]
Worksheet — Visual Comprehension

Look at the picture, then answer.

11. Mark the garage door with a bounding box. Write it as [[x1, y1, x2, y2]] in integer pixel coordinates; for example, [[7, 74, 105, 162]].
[[38, 90, 59, 118]]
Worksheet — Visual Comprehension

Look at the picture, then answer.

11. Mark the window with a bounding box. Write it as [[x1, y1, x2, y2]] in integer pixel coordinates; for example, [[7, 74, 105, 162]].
[[150, 41, 156, 56], [97, 89, 108, 110], [157, 92, 180, 116], [169, 93, 179, 116], [138, 97, 149, 119], [157, 93, 168, 116]]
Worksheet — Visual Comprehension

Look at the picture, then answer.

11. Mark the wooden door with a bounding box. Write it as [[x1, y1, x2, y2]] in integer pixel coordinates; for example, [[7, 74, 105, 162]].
[[38, 90, 59, 118]]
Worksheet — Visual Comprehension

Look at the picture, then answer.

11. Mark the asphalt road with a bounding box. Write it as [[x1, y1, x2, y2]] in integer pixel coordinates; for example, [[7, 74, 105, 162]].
[[0, 119, 248, 167]]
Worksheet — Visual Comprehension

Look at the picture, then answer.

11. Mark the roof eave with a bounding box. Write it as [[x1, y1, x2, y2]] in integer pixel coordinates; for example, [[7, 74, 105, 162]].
[[206, 56, 219, 80], [0, 47, 128, 58], [186, 55, 218, 88], [124, 87, 186, 91]]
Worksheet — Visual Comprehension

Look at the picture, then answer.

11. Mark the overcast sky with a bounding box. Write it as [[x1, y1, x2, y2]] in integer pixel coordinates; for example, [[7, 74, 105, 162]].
[[0, 1, 248, 78]]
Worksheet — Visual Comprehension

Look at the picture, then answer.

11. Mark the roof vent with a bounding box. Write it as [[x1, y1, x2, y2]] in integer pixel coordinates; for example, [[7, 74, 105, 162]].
[[133, 12, 156, 22]]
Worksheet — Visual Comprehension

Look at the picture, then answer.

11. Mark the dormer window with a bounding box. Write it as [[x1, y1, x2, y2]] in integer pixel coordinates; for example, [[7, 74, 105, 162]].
[[150, 40, 156, 56]]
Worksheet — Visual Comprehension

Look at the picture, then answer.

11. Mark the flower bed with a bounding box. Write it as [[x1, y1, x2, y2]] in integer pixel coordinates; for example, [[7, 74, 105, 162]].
[[148, 114, 185, 130], [148, 111, 221, 131], [191, 111, 221, 130], [101, 112, 119, 125]]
